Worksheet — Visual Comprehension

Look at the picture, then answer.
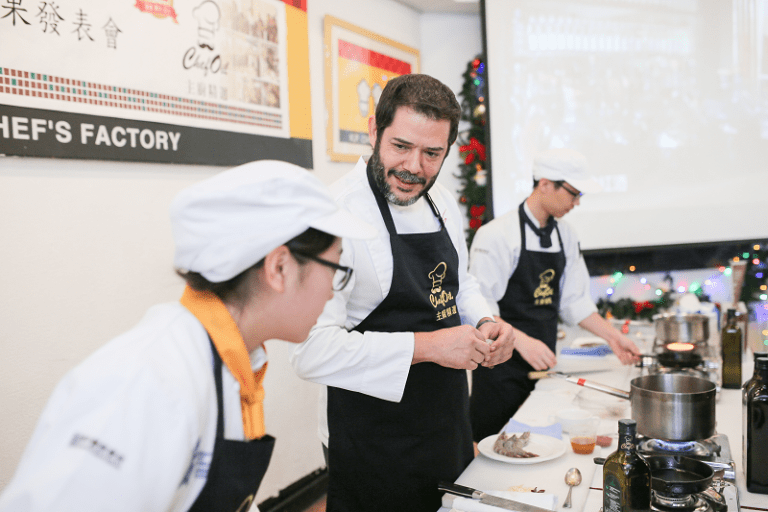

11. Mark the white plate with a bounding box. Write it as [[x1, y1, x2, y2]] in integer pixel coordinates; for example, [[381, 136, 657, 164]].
[[571, 337, 609, 348], [477, 433, 566, 465]]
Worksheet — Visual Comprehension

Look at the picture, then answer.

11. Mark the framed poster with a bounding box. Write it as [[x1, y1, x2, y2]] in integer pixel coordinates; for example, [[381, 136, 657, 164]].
[[0, 0, 312, 167], [324, 15, 419, 162]]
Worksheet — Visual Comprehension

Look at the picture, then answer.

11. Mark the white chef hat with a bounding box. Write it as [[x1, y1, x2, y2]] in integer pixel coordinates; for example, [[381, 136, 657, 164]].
[[532, 148, 602, 194], [170, 160, 376, 283]]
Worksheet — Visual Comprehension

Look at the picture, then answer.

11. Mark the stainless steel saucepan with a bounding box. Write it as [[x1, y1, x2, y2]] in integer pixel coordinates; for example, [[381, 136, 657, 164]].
[[653, 312, 710, 344], [554, 373, 716, 441]]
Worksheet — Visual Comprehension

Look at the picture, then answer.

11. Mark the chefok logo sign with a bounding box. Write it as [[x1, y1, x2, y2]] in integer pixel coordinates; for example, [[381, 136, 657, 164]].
[[429, 262, 457, 321], [534, 269, 556, 305]]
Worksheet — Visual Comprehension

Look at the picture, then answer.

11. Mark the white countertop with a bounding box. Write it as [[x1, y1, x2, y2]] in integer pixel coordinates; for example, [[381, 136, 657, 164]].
[[439, 325, 768, 512]]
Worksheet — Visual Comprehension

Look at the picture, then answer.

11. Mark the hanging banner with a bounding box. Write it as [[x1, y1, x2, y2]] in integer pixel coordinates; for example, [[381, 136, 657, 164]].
[[0, 0, 312, 166]]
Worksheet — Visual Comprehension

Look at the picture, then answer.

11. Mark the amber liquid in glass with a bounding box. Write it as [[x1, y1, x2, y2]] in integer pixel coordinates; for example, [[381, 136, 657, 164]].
[[570, 437, 596, 454]]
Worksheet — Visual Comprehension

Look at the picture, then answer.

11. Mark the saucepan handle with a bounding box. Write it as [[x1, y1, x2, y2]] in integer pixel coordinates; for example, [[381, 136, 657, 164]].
[[561, 375, 631, 400]]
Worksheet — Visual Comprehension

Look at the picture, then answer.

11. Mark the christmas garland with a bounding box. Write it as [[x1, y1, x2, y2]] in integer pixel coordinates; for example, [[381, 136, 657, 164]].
[[456, 55, 488, 247]]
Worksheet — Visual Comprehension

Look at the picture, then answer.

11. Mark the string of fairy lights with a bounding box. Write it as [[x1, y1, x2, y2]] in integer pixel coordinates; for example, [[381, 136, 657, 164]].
[[595, 243, 768, 346]]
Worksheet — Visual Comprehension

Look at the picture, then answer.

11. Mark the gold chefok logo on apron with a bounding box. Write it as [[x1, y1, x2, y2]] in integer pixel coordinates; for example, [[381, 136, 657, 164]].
[[429, 262, 457, 320], [534, 269, 556, 305]]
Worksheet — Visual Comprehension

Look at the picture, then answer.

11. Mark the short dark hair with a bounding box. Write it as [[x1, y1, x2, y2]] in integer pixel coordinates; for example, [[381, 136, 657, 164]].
[[532, 179, 564, 189], [177, 227, 336, 304], [374, 74, 461, 151]]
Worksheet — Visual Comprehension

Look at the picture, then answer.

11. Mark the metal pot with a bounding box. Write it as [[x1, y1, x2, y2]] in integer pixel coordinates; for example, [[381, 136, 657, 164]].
[[653, 313, 710, 344], [561, 373, 716, 441]]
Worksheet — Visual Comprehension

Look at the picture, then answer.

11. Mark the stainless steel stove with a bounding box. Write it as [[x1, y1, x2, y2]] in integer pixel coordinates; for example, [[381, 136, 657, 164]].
[[636, 433, 740, 512], [643, 339, 723, 392], [645, 310, 723, 389]]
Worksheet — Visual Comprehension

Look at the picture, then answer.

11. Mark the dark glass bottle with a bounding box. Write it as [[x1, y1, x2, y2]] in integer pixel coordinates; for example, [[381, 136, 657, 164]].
[[603, 419, 651, 512], [743, 352, 768, 480], [746, 357, 768, 493], [721, 309, 742, 389], [744, 352, 768, 395]]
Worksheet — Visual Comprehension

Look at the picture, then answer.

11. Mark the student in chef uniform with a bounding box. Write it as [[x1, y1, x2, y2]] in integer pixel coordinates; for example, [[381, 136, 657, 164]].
[[0, 161, 375, 512], [467, 148, 641, 442], [289, 74, 516, 512]]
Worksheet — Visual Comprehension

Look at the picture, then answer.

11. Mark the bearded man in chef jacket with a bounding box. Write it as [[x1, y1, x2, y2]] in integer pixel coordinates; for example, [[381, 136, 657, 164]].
[[467, 148, 641, 443], [290, 74, 516, 512], [0, 161, 376, 512]]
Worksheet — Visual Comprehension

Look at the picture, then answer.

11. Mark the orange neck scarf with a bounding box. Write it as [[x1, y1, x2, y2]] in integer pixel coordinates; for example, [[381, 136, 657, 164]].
[[180, 286, 267, 440]]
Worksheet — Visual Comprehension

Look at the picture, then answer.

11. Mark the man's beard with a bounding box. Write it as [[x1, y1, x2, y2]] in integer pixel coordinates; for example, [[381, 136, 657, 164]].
[[370, 141, 440, 207]]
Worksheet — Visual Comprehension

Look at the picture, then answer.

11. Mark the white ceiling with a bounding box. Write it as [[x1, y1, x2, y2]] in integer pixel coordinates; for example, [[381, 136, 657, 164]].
[[393, 0, 480, 14]]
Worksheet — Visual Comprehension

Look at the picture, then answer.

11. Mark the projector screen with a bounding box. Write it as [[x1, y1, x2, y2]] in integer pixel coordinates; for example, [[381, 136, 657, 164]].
[[483, 0, 768, 250]]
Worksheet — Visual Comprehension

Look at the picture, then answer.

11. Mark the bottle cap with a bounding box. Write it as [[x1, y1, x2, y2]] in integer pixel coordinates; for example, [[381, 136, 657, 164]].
[[618, 418, 637, 432]]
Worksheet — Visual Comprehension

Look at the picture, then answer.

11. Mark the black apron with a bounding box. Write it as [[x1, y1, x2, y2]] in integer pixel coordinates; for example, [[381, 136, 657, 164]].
[[188, 339, 275, 512], [470, 202, 566, 442], [325, 165, 473, 512]]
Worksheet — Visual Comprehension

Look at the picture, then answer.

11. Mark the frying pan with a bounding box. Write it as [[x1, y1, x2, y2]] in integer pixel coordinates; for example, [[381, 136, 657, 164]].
[[644, 454, 715, 496], [641, 351, 703, 369], [594, 455, 716, 497]]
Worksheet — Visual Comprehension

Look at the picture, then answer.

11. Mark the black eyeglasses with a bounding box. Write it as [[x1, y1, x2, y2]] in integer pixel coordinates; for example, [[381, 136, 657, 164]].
[[290, 250, 354, 291], [555, 181, 583, 200]]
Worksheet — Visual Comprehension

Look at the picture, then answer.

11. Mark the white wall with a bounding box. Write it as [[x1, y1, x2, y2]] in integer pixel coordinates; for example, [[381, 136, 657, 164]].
[[420, 13, 484, 209], [0, 1, 482, 504]]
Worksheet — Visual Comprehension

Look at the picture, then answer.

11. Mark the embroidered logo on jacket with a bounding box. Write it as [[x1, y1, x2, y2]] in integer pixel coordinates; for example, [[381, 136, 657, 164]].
[[180, 438, 212, 484], [70, 433, 124, 468]]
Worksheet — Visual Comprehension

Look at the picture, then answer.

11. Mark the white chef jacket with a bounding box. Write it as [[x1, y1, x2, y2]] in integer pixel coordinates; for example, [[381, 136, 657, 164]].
[[468, 201, 597, 326], [0, 302, 267, 512], [290, 157, 494, 445]]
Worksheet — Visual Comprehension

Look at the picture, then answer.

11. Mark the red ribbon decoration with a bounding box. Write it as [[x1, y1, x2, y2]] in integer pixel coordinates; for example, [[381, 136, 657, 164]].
[[633, 301, 655, 313], [459, 137, 486, 165], [470, 205, 486, 218]]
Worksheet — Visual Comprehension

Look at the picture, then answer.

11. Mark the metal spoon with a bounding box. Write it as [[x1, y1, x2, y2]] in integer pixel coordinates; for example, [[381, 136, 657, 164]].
[[563, 467, 582, 508]]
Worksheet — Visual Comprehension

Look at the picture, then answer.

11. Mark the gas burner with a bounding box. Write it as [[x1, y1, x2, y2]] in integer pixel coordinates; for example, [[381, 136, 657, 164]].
[[638, 437, 722, 459], [646, 439, 697, 453], [653, 365, 713, 381], [652, 492, 711, 512]]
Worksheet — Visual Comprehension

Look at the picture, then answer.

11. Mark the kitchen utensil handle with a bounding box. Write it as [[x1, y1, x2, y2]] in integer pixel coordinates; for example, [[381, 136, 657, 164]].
[[438, 481, 481, 499], [563, 485, 574, 508], [564, 376, 631, 399]]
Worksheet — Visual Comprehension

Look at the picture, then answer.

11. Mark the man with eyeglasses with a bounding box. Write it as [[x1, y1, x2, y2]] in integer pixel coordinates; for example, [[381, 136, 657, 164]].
[[290, 74, 515, 512], [467, 148, 641, 443]]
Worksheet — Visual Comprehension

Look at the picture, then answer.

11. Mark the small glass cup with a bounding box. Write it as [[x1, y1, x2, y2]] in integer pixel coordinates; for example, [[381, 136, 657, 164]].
[[568, 416, 599, 455]]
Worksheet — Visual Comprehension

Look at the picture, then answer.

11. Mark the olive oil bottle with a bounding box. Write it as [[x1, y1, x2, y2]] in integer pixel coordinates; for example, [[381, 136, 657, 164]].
[[603, 419, 651, 512], [746, 357, 768, 493], [721, 309, 743, 389], [743, 352, 768, 481]]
